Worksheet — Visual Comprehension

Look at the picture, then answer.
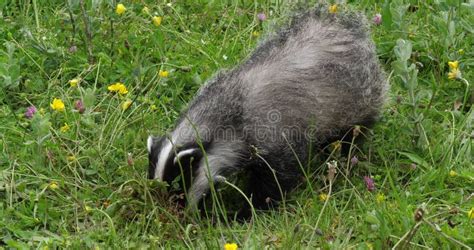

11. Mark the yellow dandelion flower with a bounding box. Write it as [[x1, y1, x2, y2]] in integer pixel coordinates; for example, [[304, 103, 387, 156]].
[[69, 78, 80, 87], [118, 86, 128, 94], [224, 243, 238, 250], [468, 207, 474, 220], [376, 193, 385, 204], [152, 16, 162, 27], [116, 3, 126, 15], [108, 82, 129, 95], [50, 98, 65, 112], [448, 68, 461, 80], [252, 31, 260, 37], [122, 99, 133, 110], [60, 123, 70, 133], [142, 6, 150, 14], [49, 182, 59, 190], [329, 4, 338, 14], [159, 70, 169, 78], [319, 193, 328, 202], [448, 61, 459, 70]]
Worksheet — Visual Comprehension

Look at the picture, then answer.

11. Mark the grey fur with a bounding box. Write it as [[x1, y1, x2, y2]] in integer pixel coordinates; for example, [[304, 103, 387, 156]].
[[148, 7, 387, 209]]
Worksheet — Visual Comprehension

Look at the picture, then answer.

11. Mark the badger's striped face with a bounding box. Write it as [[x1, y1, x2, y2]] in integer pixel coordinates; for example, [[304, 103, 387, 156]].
[[147, 135, 205, 190], [147, 135, 165, 180]]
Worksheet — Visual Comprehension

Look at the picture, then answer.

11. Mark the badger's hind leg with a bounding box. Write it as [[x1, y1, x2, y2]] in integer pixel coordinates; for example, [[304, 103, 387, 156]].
[[246, 161, 302, 211]]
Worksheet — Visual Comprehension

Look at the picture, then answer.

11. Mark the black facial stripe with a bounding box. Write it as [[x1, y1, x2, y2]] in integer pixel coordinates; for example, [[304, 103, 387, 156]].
[[148, 152, 157, 179], [162, 150, 178, 183]]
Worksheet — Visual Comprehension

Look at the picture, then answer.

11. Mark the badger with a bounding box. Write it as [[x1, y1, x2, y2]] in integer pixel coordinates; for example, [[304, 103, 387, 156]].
[[147, 7, 387, 211]]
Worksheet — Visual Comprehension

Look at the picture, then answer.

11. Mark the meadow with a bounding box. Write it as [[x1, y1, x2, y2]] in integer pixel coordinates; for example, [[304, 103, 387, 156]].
[[0, 0, 473, 249]]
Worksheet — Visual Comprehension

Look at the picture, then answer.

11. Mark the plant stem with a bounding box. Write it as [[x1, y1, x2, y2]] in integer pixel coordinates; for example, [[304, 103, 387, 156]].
[[32, 0, 40, 30], [79, 0, 94, 64]]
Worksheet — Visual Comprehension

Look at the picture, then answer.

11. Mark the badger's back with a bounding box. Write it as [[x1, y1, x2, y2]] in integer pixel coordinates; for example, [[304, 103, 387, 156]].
[[234, 11, 386, 151]]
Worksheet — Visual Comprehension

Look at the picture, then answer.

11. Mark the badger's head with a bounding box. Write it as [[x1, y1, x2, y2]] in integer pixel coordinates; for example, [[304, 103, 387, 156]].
[[147, 129, 246, 209], [147, 130, 224, 210]]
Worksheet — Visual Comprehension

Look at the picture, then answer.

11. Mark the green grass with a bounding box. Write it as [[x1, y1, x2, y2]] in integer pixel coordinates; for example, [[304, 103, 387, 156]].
[[0, 0, 473, 249]]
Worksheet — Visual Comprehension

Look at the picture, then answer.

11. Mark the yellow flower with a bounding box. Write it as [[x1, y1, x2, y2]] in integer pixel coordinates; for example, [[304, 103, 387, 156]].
[[49, 182, 59, 190], [376, 193, 385, 204], [448, 61, 459, 70], [85, 205, 93, 213], [67, 155, 76, 162], [159, 70, 169, 78], [60, 123, 70, 133], [150, 104, 158, 111], [152, 16, 162, 27], [366, 243, 374, 250], [468, 207, 474, 220], [224, 243, 238, 250], [319, 193, 328, 202], [50, 98, 65, 112], [252, 31, 260, 37], [142, 6, 150, 14], [329, 4, 338, 14], [122, 99, 132, 110], [116, 3, 126, 15], [448, 68, 462, 80], [108, 82, 129, 95], [447, 60, 462, 80], [69, 78, 80, 87], [449, 170, 457, 177]]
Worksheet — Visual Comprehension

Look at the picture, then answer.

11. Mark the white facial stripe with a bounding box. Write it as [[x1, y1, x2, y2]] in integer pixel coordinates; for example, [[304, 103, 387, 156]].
[[155, 138, 173, 180], [147, 136, 153, 152], [173, 148, 200, 165]]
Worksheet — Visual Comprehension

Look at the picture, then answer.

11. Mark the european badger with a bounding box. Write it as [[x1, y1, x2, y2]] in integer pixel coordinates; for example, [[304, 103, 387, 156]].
[[147, 7, 387, 210]]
